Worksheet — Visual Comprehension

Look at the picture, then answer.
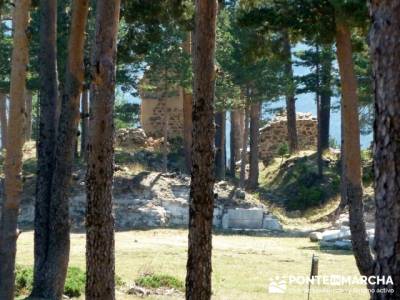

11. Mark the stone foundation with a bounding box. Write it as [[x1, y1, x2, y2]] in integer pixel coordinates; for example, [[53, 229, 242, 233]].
[[12, 172, 282, 232]]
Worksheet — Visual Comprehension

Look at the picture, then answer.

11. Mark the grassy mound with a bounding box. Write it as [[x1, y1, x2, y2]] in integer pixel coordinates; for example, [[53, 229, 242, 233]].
[[260, 150, 341, 211], [260, 149, 373, 213]]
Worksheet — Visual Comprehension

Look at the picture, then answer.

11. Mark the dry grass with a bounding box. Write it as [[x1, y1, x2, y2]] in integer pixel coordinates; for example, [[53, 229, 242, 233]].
[[16, 229, 368, 300]]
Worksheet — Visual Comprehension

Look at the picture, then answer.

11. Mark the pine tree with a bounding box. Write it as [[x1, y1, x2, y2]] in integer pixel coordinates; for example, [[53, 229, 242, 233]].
[[0, 0, 31, 298]]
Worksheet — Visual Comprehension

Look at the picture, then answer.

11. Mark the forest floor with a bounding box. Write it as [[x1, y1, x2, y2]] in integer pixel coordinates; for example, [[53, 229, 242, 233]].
[[16, 229, 369, 300]]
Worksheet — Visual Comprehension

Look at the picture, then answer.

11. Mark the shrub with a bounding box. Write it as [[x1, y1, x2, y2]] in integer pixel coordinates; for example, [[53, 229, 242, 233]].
[[135, 273, 184, 291], [15, 265, 33, 295], [64, 267, 86, 298], [15, 266, 86, 298], [287, 186, 325, 211]]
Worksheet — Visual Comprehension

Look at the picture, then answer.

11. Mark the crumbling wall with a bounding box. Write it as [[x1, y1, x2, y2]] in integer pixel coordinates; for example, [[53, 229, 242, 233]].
[[140, 90, 184, 138], [259, 112, 318, 162]]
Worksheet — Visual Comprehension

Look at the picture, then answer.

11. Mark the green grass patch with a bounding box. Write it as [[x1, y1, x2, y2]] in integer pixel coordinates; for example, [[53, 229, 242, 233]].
[[135, 273, 184, 291]]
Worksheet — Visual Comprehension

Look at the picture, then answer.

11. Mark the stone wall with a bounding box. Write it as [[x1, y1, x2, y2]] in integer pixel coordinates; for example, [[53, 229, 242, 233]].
[[140, 89, 184, 138], [259, 112, 318, 162]]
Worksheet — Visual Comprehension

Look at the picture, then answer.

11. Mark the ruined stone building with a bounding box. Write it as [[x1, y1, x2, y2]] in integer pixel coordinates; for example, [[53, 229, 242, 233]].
[[259, 112, 318, 163], [140, 87, 318, 163], [140, 85, 184, 138]]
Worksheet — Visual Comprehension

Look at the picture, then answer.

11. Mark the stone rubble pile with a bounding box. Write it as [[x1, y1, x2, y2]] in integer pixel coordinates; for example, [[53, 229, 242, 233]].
[[309, 213, 375, 250], [115, 128, 148, 148]]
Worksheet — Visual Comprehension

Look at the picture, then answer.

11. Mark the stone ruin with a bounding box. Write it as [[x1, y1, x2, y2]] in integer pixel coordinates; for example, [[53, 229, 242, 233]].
[[259, 112, 318, 163], [140, 88, 184, 138], [12, 172, 282, 232]]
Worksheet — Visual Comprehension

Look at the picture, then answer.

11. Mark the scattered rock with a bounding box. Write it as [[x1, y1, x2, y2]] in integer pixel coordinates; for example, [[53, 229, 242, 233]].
[[309, 232, 323, 242], [320, 239, 352, 251], [235, 189, 246, 200], [127, 285, 150, 296]]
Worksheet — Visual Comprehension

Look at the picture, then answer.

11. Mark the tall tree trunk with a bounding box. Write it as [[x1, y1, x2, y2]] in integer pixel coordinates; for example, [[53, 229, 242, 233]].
[[239, 103, 249, 189], [334, 110, 348, 219], [248, 101, 260, 190], [0, 0, 30, 298], [230, 109, 243, 177], [80, 88, 89, 160], [162, 99, 169, 173], [370, 2, 400, 297], [183, 32, 193, 174], [215, 110, 226, 180], [282, 30, 298, 153], [32, 0, 59, 295], [86, 0, 120, 299], [335, 19, 373, 277], [32, 1, 90, 298], [25, 89, 32, 141], [316, 44, 323, 177], [230, 110, 236, 176], [320, 46, 332, 151], [0, 93, 7, 149], [185, 0, 217, 298]]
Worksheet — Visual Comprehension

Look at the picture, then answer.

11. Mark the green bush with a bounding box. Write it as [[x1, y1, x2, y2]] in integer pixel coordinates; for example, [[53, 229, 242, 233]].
[[287, 186, 324, 211], [15, 265, 33, 295], [64, 267, 86, 297], [15, 266, 125, 297], [15, 266, 86, 298], [135, 273, 184, 291]]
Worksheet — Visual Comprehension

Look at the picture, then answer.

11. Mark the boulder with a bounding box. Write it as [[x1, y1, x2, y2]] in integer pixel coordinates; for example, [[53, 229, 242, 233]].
[[320, 240, 352, 250], [322, 227, 351, 242], [222, 208, 264, 230], [262, 215, 283, 231], [115, 128, 147, 148], [309, 232, 323, 242]]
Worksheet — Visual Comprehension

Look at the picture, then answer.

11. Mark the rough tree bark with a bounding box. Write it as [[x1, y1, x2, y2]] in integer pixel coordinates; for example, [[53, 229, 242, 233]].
[[230, 109, 243, 177], [248, 101, 261, 190], [185, 0, 217, 298], [282, 30, 298, 153], [229, 109, 241, 178], [162, 98, 169, 173], [25, 89, 33, 141], [0, 0, 30, 298], [80, 88, 89, 160], [335, 19, 373, 278], [86, 0, 120, 299], [239, 103, 250, 189], [0, 93, 7, 149], [183, 32, 193, 173], [31, 1, 90, 298], [32, 0, 59, 295], [315, 44, 323, 177], [370, 2, 400, 297], [320, 46, 332, 151], [215, 110, 226, 180]]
